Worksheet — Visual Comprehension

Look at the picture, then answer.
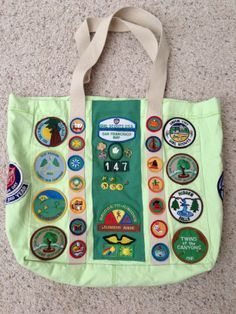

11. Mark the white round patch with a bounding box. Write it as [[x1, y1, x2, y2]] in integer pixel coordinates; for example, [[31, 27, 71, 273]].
[[164, 118, 196, 148]]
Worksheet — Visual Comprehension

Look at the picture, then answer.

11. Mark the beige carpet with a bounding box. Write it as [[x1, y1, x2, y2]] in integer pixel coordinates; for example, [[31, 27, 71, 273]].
[[0, 1, 236, 313]]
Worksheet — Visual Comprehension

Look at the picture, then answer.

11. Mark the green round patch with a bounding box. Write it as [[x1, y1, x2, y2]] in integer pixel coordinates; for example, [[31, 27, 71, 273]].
[[172, 227, 208, 264], [167, 153, 199, 185], [108, 143, 123, 160]]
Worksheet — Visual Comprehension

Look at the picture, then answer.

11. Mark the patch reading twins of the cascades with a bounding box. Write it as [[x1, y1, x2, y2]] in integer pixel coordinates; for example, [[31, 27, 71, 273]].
[[92, 100, 145, 261]]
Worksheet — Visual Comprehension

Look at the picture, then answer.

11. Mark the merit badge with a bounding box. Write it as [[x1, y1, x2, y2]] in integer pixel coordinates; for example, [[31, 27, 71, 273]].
[[34, 151, 66, 183], [169, 189, 203, 223], [163, 117, 196, 148], [148, 176, 164, 193], [70, 118, 85, 134], [7, 162, 23, 195], [172, 227, 208, 264], [146, 116, 162, 132], [102, 245, 117, 257], [166, 153, 199, 185], [146, 136, 162, 152], [70, 240, 87, 258], [70, 197, 86, 214], [69, 176, 85, 191], [67, 155, 84, 171], [35, 117, 67, 147], [30, 226, 67, 260], [218, 172, 224, 201], [69, 136, 85, 151], [151, 220, 168, 238], [152, 243, 169, 262], [108, 143, 123, 160], [147, 157, 163, 172], [32, 189, 67, 222], [149, 198, 166, 215], [70, 218, 87, 236]]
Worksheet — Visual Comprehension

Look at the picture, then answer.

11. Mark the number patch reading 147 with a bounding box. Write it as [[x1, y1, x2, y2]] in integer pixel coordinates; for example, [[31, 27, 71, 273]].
[[104, 161, 129, 172]]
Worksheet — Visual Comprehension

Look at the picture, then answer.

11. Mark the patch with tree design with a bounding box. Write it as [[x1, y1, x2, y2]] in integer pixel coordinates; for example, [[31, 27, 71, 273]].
[[35, 117, 67, 147], [30, 226, 67, 260], [168, 189, 203, 223], [166, 153, 199, 185]]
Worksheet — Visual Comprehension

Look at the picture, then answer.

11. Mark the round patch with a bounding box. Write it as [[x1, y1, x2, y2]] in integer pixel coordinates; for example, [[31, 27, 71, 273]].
[[69, 218, 87, 236], [70, 118, 85, 134], [70, 197, 86, 214], [108, 143, 123, 160], [69, 176, 85, 191], [151, 220, 168, 238], [172, 227, 208, 264], [147, 157, 163, 172], [163, 117, 196, 148], [152, 243, 170, 262], [30, 226, 67, 260], [32, 189, 67, 222], [68, 155, 84, 171], [148, 176, 164, 193], [169, 189, 203, 223], [218, 172, 224, 201], [145, 136, 162, 152], [149, 198, 166, 215], [69, 136, 85, 151], [34, 151, 66, 183], [70, 240, 87, 258], [7, 162, 23, 196], [166, 153, 199, 185], [146, 116, 162, 132], [35, 117, 67, 147]]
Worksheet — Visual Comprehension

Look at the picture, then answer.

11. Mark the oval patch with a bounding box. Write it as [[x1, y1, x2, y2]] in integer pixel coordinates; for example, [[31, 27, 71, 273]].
[[7, 162, 23, 196]]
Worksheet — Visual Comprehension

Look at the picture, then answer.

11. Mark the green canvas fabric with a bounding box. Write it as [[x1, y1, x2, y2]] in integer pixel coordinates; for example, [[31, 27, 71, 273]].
[[5, 94, 223, 287]]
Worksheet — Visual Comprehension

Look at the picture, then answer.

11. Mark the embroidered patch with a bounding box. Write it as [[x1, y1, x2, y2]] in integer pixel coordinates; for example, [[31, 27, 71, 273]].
[[34, 151, 66, 183], [103, 234, 136, 245], [146, 116, 162, 132], [104, 161, 129, 172], [149, 198, 166, 215], [6, 183, 29, 204], [119, 246, 134, 257], [97, 142, 107, 151], [70, 197, 86, 214], [218, 172, 224, 200], [108, 143, 123, 160], [69, 176, 85, 191], [147, 157, 163, 172], [145, 136, 162, 152], [70, 240, 87, 258], [163, 117, 196, 148], [152, 243, 170, 262], [166, 153, 199, 185], [7, 162, 23, 195], [102, 245, 117, 256], [35, 117, 67, 147], [30, 226, 67, 260], [67, 155, 84, 171], [69, 136, 85, 151], [98, 203, 140, 232], [124, 148, 133, 158], [148, 176, 164, 193], [32, 189, 67, 222], [70, 118, 86, 134], [169, 189, 203, 223], [98, 117, 136, 142], [172, 227, 208, 264], [70, 218, 86, 236], [151, 220, 168, 238]]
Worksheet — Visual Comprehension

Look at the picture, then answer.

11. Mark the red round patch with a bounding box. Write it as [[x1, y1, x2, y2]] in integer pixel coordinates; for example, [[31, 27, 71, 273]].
[[69, 240, 87, 259], [146, 116, 162, 132], [69, 136, 85, 151], [149, 198, 166, 215], [150, 220, 168, 238]]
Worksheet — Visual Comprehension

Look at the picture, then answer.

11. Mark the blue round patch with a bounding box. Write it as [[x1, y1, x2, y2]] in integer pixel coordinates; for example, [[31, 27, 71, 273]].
[[70, 218, 87, 236], [218, 172, 224, 201], [146, 136, 162, 152], [7, 163, 23, 196], [152, 243, 170, 261], [68, 155, 84, 171]]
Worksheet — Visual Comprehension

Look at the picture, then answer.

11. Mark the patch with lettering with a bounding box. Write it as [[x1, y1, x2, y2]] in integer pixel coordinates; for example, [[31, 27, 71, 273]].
[[172, 227, 208, 264], [169, 189, 203, 223], [35, 117, 67, 147], [218, 172, 224, 201], [164, 118, 196, 148], [30, 226, 67, 260]]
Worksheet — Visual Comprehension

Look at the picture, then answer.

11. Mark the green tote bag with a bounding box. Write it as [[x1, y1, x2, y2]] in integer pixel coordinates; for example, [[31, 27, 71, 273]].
[[6, 7, 223, 287]]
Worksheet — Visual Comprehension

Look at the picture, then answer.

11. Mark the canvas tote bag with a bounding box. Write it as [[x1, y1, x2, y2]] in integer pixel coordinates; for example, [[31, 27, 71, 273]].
[[6, 7, 223, 287]]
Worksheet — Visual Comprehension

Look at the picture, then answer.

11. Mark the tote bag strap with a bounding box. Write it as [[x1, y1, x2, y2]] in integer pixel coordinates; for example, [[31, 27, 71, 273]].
[[75, 17, 159, 83]]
